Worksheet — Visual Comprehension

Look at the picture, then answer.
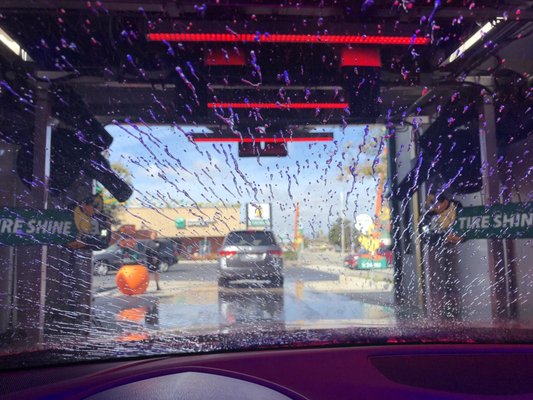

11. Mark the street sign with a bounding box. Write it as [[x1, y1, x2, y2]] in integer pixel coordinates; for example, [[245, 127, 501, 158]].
[[246, 203, 271, 228], [453, 202, 533, 239], [0, 208, 76, 245], [187, 218, 213, 227], [175, 218, 186, 229], [358, 257, 387, 270], [355, 214, 373, 234]]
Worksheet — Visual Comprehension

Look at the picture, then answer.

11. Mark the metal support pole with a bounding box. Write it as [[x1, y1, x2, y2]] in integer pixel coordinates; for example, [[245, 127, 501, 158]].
[[479, 94, 508, 321], [412, 190, 426, 314], [387, 127, 406, 308], [0, 143, 18, 334], [503, 237, 519, 319], [340, 192, 345, 259], [14, 83, 51, 345], [269, 203, 273, 231], [349, 225, 353, 253]]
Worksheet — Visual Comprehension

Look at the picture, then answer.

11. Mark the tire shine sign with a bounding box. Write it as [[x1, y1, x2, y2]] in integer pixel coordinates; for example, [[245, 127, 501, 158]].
[[453, 202, 533, 239], [0, 199, 110, 249]]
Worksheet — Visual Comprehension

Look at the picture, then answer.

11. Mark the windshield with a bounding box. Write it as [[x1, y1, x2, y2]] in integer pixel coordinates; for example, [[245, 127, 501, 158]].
[[0, 0, 531, 369]]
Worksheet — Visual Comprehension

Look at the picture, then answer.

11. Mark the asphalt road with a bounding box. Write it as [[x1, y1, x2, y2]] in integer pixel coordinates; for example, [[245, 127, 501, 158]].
[[91, 258, 396, 338], [93, 260, 345, 292]]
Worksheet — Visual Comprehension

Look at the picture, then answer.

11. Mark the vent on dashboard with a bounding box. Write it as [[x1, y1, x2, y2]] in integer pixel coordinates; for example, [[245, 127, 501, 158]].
[[370, 353, 533, 396]]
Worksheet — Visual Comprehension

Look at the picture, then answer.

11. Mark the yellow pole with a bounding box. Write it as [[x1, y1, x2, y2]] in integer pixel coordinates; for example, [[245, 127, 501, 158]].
[[294, 202, 299, 250], [412, 191, 425, 311]]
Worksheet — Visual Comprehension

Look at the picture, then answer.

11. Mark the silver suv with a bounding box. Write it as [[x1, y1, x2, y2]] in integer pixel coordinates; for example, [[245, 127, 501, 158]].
[[218, 230, 284, 288]]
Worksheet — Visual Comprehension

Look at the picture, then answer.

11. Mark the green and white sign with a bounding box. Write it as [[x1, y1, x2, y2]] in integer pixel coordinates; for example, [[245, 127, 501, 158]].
[[187, 218, 213, 227], [358, 257, 388, 270], [175, 217, 213, 229], [0, 208, 76, 245], [453, 202, 533, 239], [0, 207, 107, 248]]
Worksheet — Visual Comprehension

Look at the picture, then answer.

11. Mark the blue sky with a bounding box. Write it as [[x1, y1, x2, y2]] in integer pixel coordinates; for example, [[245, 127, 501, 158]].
[[105, 123, 385, 239]]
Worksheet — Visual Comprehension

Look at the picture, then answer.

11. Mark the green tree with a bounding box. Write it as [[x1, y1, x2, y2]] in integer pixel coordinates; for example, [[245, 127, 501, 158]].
[[337, 127, 388, 183], [328, 218, 354, 251], [337, 126, 390, 223]]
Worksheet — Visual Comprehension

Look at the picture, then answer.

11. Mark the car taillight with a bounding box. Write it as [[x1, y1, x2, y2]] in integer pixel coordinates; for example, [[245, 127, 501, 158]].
[[268, 250, 283, 257], [219, 250, 237, 257]]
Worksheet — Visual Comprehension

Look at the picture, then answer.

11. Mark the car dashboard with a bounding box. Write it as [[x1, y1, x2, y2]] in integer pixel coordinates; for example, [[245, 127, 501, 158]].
[[2, 344, 533, 399]]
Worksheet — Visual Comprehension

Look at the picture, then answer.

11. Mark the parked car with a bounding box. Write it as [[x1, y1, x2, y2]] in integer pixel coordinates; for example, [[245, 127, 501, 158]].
[[155, 239, 180, 271], [378, 249, 394, 267], [343, 254, 360, 269], [218, 230, 283, 288], [93, 239, 178, 276]]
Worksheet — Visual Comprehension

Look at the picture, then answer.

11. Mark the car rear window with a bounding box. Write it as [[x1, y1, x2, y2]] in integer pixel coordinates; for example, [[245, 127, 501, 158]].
[[158, 241, 176, 255], [224, 232, 276, 246]]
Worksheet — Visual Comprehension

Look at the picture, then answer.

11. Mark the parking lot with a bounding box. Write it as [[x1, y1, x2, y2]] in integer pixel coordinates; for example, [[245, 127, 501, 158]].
[[90, 251, 395, 338]]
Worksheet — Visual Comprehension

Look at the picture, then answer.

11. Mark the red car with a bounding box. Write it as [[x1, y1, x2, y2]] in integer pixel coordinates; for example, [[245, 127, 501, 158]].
[[343, 254, 360, 269]]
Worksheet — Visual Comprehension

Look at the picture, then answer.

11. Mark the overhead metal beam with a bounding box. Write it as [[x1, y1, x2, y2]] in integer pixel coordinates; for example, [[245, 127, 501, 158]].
[[0, 0, 340, 16], [371, 6, 533, 21], [1, 2, 529, 21]]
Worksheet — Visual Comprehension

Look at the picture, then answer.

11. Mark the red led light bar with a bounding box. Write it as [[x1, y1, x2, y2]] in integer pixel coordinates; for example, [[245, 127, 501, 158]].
[[193, 137, 333, 143], [208, 102, 349, 109], [341, 46, 381, 67], [147, 33, 429, 46]]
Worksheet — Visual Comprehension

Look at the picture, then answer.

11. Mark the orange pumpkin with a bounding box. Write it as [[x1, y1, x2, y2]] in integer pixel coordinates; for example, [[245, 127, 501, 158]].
[[115, 264, 149, 296]]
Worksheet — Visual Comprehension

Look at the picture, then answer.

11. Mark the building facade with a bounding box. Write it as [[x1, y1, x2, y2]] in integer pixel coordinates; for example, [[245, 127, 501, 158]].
[[116, 205, 244, 259]]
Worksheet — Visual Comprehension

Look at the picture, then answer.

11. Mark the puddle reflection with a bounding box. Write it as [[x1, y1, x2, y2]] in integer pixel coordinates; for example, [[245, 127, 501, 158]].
[[218, 288, 285, 332], [93, 280, 396, 340]]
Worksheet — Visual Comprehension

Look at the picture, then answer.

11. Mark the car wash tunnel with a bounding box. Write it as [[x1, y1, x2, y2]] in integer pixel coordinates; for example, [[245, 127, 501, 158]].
[[0, 1, 531, 353]]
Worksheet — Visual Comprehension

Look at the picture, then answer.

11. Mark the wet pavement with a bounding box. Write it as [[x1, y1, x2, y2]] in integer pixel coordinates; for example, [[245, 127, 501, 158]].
[[91, 261, 396, 339]]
